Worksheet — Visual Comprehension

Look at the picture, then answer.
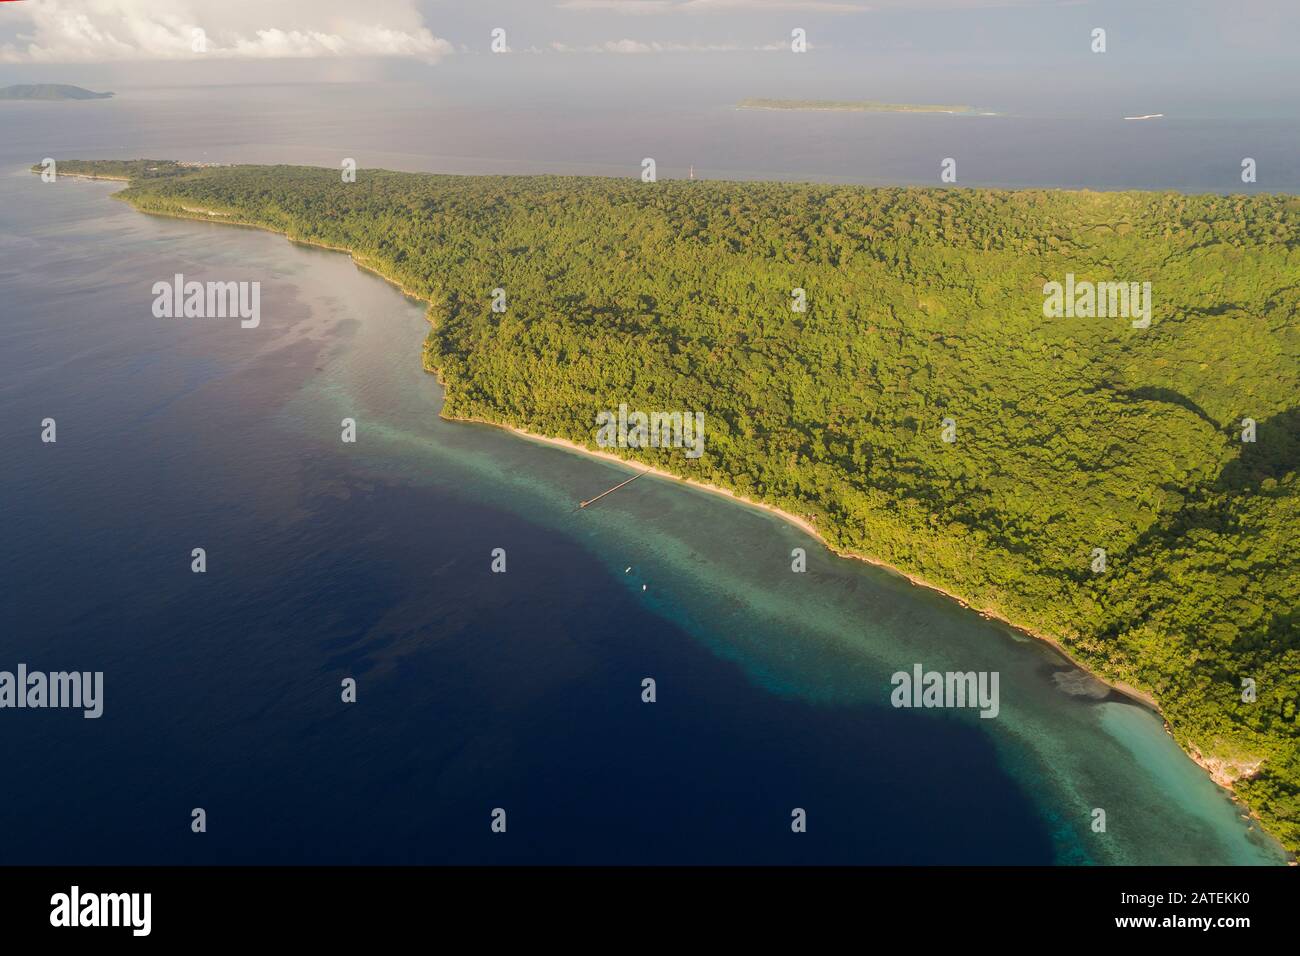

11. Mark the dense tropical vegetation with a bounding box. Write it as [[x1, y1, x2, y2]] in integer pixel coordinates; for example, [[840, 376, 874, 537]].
[[49, 159, 1299, 853]]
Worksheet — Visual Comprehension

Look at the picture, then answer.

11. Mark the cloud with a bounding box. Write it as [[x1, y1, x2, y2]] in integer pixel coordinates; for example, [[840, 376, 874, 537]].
[[557, 0, 869, 12], [0, 0, 453, 63]]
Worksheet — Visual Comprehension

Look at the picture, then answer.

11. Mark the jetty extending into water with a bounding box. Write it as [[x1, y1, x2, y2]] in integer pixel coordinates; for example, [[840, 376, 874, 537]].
[[579, 471, 645, 509]]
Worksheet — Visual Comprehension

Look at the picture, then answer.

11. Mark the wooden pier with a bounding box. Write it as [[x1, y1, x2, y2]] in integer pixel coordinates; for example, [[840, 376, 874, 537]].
[[579, 471, 645, 509]]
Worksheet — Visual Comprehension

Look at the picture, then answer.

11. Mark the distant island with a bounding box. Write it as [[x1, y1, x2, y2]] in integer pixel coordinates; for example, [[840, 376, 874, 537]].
[[34, 158, 1300, 858], [739, 97, 986, 115], [0, 84, 114, 101]]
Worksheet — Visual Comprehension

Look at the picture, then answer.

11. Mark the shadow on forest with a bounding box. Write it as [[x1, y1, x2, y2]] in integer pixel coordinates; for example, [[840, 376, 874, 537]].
[[1091, 405, 1299, 649], [1217, 405, 1300, 493], [1120, 386, 1218, 430]]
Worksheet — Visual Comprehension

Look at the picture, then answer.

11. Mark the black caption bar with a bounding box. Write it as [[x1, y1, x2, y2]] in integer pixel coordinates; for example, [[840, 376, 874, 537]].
[[0, 865, 1293, 943]]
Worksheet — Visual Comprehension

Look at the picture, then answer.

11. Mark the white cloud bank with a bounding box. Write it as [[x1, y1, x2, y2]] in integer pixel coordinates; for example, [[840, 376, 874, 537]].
[[0, 0, 453, 63]]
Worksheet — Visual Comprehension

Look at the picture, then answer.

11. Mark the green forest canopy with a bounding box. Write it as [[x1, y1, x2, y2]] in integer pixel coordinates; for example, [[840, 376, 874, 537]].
[[53, 159, 1300, 853]]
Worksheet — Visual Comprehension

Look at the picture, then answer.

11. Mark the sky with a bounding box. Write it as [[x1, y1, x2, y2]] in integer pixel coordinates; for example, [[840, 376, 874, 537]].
[[0, 0, 1296, 116]]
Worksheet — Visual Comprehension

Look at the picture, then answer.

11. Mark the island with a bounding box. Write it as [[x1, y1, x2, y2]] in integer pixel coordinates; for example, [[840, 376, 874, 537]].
[[37, 159, 1300, 856], [738, 97, 986, 114], [1, 84, 114, 101]]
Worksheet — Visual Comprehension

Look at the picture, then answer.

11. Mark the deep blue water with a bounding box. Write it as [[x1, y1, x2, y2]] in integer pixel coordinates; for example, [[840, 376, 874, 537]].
[[0, 86, 1290, 864]]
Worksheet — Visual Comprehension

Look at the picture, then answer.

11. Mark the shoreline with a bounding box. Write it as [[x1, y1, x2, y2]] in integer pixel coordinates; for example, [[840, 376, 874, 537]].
[[441, 412, 1164, 716], [124, 192, 1176, 716], [50, 170, 132, 182], [451, 415, 1284, 833], [86, 175, 1279, 834]]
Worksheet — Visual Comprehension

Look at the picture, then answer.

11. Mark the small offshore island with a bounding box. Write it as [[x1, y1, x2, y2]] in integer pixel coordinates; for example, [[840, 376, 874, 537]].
[[0, 84, 114, 101], [37, 159, 1300, 856], [738, 97, 989, 115]]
